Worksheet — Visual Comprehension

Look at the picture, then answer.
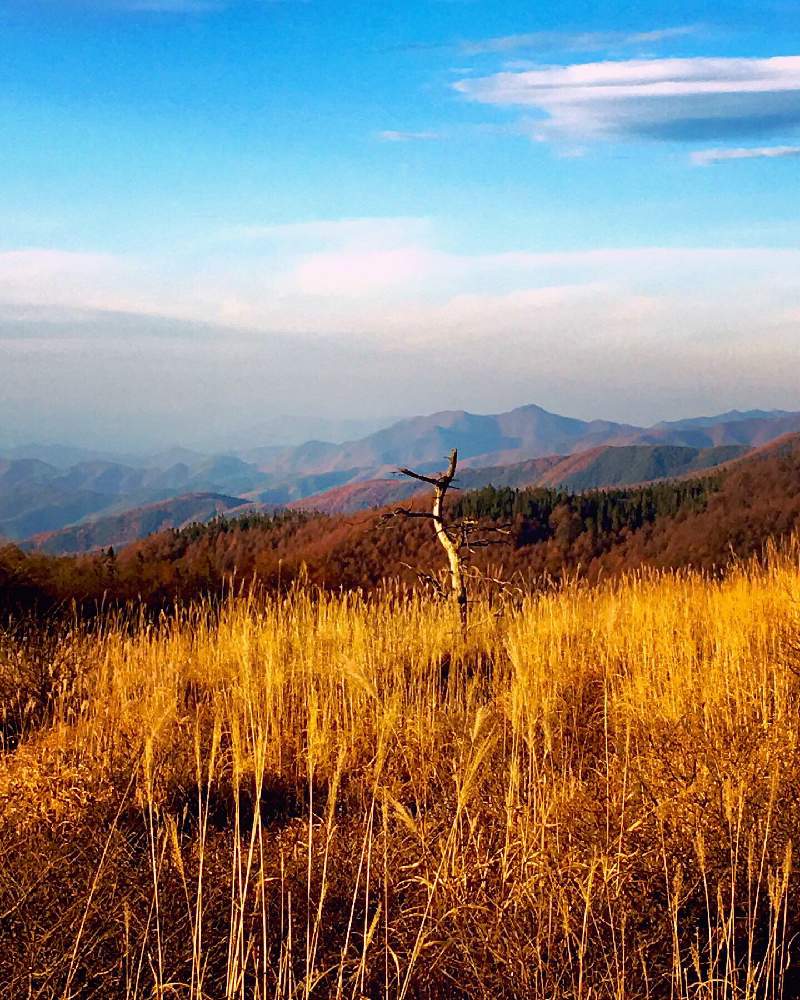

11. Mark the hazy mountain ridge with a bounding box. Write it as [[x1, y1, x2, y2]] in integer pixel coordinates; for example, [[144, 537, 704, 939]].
[[617, 412, 800, 450], [7, 433, 800, 610], [3, 404, 798, 545], [235, 405, 800, 479], [253, 404, 644, 477], [651, 409, 794, 431], [28, 493, 254, 556]]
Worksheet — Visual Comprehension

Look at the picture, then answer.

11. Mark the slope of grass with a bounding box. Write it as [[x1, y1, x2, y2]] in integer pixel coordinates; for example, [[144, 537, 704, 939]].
[[2, 544, 800, 997]]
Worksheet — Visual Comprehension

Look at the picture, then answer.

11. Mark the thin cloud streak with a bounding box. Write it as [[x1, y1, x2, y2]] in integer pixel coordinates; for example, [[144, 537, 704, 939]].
[[692, 144, 800, 163], [376, 122, 532, 144], [378, 129, 445, 142], [2, 236, 800, 339], [388, 26, 699, 57], [460, 26, 699, 56]]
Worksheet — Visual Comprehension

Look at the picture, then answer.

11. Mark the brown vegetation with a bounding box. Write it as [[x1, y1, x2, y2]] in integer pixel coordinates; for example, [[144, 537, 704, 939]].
[[2, 547, 800, 996], [2, 434, 800, 615]]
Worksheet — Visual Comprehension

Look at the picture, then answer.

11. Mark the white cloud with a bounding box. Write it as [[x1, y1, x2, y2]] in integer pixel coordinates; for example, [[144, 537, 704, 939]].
[[378, 129, 445, 142], [376, 123, 534, 144], [290, 247, 440, 297], [0, 250, 132, 311], [455, 55, 800, 143], [460, 27, 698, 57], [3, 239, 800, 339], [691, 144, 800, 164]]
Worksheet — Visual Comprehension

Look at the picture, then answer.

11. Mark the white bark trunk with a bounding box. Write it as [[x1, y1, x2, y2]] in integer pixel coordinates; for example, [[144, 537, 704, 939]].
[[432, 450, 467, 636]]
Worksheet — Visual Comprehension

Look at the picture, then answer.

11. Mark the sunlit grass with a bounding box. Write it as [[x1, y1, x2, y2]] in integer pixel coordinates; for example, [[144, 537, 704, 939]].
[[2, 543, 800, 997]]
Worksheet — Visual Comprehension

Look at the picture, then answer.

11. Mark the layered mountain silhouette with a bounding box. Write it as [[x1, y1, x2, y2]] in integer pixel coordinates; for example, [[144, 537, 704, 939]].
[[3, 404, 798, 552], [6, 432, 800, 611], [249, 405, 799, 478]]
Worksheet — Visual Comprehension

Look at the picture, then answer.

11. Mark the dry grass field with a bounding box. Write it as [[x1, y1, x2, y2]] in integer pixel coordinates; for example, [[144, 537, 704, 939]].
[[2, 544, 800, 998]]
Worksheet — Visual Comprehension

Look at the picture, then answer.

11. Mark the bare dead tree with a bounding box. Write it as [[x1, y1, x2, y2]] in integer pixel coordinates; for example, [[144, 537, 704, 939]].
[[382, 448, 512, 637]]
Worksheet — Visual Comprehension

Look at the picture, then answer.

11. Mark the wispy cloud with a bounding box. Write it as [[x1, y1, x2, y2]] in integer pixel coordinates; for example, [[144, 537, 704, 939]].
[[460, 26, 698, 56], [378, 129, 445, 142], [219, 216, 431, 248], [389, 26, 698, 57], [376, 122, 532, 144], [691, 144, 800, 164], [455, 55, 800, 143], [0, 250, 130, 312], [4, 237, 800, 442], [4, 234, 800, 343]]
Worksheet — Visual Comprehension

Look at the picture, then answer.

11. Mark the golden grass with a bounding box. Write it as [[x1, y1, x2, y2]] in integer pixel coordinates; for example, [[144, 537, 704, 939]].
[[2, 544, 800, 998]]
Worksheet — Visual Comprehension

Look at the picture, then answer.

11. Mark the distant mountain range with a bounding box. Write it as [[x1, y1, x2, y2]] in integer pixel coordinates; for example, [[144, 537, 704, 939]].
[[247, 406, 799, 478], [2, 404, 798, 553], [7, 432, 800, 612]]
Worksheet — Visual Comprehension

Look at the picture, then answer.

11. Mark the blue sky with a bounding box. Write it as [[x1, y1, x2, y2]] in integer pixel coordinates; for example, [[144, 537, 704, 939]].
[[1, 0, 799, 449]]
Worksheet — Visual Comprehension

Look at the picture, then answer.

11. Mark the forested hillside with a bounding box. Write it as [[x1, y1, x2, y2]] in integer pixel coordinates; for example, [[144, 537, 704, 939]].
[[292, 443, 747, 514], [28, 493, 257, 555], [3, 434, 799, 613]]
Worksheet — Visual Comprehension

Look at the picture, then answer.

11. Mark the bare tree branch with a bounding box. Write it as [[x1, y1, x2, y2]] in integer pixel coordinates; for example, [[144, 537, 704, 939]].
[[463, 538, 512, 550], [381, 508, 437, 521], [397, 468, 441, 486]]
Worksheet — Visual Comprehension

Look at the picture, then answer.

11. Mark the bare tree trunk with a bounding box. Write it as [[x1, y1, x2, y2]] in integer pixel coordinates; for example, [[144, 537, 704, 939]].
[[387, 448, 512, 638], [431, 450, 468, 636], [395, 448, 468, 637]]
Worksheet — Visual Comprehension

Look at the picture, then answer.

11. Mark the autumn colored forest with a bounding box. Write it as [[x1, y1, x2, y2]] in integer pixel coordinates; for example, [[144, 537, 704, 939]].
[[2, 434, 799, 614]]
